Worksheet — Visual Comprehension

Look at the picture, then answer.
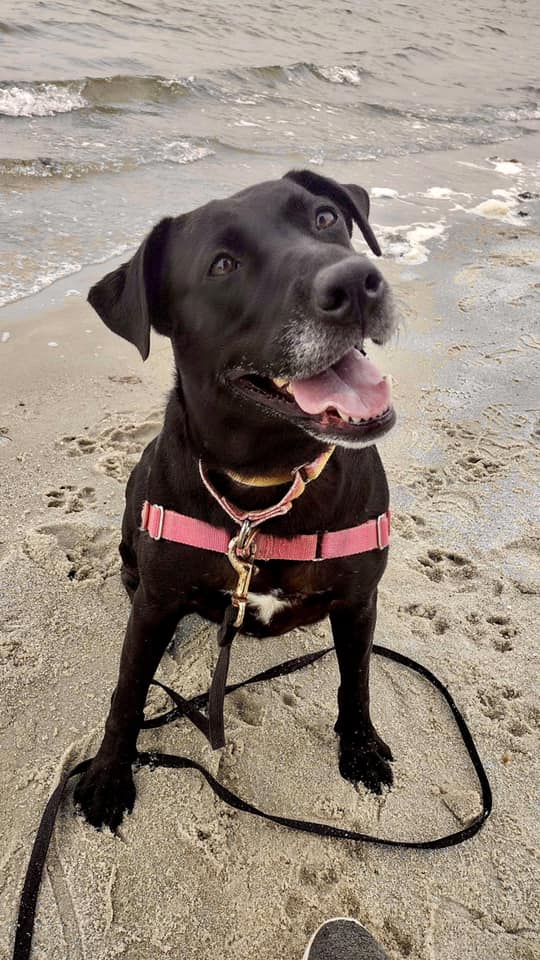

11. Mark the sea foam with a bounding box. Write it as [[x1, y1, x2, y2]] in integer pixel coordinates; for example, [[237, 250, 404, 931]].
[[0, 83, 87, 117]]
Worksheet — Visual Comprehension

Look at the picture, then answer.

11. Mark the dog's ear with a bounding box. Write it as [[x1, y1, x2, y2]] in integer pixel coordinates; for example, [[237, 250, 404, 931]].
[[283, 169, 381, 257], [87, 217, 173, 360]]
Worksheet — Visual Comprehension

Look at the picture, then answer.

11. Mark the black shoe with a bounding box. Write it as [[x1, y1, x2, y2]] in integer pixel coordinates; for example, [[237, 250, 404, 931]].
[[303, 918, 389, 960]]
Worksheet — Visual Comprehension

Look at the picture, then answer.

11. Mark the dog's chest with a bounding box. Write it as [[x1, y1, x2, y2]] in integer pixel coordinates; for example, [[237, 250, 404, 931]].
[[219, 561, 333, 634], [221, 585, 327, 635], [221, 585, 303, 623], [245, 589, 293, 625]]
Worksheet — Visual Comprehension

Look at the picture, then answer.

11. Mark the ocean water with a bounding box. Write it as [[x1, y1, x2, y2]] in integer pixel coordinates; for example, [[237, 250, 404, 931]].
[[1, 0, 539, 306]]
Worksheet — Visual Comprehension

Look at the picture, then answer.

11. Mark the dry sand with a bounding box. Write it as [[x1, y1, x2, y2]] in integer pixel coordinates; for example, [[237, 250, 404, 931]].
[[1, 209, 539, 959]]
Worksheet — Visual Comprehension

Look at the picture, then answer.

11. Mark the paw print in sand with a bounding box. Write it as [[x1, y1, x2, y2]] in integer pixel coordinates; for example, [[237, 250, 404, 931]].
[[44, 485, 96, 513], [417, 548, 476, 584]]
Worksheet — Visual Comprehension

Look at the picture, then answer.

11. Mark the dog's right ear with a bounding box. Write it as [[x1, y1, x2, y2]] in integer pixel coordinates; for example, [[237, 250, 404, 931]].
[[283, 170, 381, 257], [87, 217, 173, 360]]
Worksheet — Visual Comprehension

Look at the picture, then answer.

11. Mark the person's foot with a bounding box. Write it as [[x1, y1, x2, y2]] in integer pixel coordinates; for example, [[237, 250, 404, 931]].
[[303, 918, 389, 960]]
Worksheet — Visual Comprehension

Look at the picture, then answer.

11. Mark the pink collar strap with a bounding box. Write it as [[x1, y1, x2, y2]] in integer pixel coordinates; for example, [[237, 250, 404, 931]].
[[198, 449, 334, 526], [140, 500, 390, 561]]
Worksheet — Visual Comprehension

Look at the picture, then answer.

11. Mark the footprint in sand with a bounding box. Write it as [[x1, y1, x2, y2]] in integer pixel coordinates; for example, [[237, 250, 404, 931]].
[[23, 520, 119, 584], [399, 601, 437, 620], [59, 411, 162, 483], [478, 683, 540, 762], [465, 609, 520, 651], [398, 601, 450, 637], [62, 435, 97, 455], [216, 740, 245, 788], [416, 548, 477, 583], [229, 688, 267, 727], [390, 510, 429, 541], [281, 690, 298, 708], [454, 453, 504, 482], [382, 918, 419, 959], [457, 296, 477, 313], [477, 682, 523, 725], [433, 414, 532, 484], [485, 614, 519, 651], [44, 484, 96, 513]]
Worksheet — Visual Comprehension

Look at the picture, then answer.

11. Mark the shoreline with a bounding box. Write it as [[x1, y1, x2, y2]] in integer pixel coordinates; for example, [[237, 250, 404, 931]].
[[1, 179, 539, 958], [2, 129, 540, 313]]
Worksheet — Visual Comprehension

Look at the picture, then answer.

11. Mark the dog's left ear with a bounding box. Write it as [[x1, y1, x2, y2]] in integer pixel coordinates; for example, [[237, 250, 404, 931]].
[[87, 216, 173, 360], [283, 169, 381, 257]]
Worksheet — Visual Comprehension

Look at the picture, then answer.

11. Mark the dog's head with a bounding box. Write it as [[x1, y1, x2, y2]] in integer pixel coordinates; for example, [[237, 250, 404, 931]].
[[88, 171, 397, 470]]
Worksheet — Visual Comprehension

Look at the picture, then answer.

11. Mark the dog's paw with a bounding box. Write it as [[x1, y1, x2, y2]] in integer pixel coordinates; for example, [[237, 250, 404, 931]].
[[334, 718, 393, 758], [74, 759, 136, 831], [338, 729, 394, 794]]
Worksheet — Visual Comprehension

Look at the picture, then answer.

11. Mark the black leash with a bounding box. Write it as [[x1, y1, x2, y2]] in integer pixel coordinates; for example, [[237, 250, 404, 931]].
[[12, 643, 492, 960]]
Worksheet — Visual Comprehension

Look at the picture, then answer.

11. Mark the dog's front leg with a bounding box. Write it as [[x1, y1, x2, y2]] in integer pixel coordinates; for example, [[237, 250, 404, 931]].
[[74, 590, 184, 830], [330, 591, 394, 794]]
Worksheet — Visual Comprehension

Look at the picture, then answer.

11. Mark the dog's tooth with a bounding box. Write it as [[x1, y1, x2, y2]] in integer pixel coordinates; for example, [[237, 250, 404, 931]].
[[272, 377, 289, 388], [285, 383, 294, 394], [337, 409, 350, 421], [382, 374, 394, 398]]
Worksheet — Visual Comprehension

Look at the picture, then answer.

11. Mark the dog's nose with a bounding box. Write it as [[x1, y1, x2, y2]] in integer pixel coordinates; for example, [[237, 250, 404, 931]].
[[314, 257, 384, 324]]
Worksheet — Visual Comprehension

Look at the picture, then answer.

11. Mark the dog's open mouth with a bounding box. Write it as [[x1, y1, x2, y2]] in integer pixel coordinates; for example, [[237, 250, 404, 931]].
[[231, 347, 395, 443]]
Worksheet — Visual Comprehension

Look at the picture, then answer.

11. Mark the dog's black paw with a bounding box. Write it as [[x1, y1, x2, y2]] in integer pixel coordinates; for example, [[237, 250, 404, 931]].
[[338, 729, 394, 794], [74, 758, 135, 831]]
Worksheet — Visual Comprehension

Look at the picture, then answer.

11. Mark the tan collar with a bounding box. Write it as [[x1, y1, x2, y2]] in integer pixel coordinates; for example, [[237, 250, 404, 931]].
[[223, 446, 335, 488], [198, 446, 335, 527]]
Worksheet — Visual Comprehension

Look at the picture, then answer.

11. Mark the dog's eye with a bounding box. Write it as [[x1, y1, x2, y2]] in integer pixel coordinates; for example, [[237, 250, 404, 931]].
[[316, 208, 338, 230], [209, 254, 239, 277]]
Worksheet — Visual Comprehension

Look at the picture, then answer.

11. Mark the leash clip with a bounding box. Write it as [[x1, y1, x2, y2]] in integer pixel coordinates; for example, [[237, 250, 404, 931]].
[[227, 521, 258, 628]]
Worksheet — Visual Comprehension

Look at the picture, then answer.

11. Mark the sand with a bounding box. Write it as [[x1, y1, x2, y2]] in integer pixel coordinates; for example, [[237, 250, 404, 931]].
[[1, 197, 539, 959]]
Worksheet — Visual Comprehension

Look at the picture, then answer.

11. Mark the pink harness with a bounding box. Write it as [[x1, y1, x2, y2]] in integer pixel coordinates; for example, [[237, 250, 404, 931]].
[[139, 451, 390, 750], [140, 454, 390, 560], [141, 500, 390, 559]]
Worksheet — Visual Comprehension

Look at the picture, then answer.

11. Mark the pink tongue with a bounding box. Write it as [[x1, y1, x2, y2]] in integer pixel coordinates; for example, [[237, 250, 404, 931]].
[[290, 348, 391, 419]]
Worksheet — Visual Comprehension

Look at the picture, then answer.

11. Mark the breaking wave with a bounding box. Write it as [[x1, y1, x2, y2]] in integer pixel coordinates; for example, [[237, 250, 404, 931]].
[[0, 82, 87, 117]]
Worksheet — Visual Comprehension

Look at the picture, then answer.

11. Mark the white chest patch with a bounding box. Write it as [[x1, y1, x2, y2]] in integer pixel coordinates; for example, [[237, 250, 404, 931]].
[[246, 591, 291, 624]]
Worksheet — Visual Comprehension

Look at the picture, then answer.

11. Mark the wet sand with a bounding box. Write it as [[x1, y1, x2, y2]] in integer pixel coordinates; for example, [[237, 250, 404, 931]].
[[1, 184, 539, 959]]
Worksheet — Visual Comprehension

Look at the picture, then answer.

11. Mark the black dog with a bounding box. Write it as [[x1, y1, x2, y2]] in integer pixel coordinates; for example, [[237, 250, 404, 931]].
[[74, 170, 398, 830]]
